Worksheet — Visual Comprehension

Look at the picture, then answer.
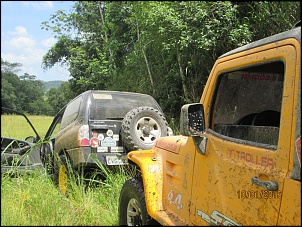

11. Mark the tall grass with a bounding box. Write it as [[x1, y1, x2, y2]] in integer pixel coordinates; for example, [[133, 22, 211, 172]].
[[1, 115, 135, 226], [1, 167, 132, 226]]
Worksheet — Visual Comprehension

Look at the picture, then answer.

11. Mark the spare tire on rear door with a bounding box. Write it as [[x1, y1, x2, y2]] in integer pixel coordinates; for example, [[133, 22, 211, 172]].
[[121, 106, 169, 151]]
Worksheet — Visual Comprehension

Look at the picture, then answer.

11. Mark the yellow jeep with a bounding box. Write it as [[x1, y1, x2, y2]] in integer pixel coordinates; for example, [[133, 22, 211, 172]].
[[118, 22, 301, 226]]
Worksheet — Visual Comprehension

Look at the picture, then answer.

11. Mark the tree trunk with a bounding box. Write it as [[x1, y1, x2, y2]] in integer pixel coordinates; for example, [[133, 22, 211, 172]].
[[177, 52, 189, 101], [98, 1, 116, 69], [136, 19, 154, 95]]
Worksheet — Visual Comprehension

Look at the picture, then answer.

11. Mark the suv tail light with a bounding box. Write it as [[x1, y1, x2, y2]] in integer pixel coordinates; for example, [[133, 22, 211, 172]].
[[79, 125, 90, 146]]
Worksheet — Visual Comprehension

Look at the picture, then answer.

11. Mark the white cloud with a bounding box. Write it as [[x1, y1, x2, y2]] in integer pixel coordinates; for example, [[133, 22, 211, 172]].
[[1, 25, 70, 81], [2, 51, 70, 81], [1, 50, 43, 70], [3, 26, 36, 51], [40, 37, 56, 48], [22, 1, 53, 10], [6, 36, 36, 49], [9, 26, 29, 36], [1, 1, 71, 81]]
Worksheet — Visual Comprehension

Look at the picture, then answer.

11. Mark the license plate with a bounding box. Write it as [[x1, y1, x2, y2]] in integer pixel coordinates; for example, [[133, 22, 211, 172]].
[[105, 155, 127, 165]]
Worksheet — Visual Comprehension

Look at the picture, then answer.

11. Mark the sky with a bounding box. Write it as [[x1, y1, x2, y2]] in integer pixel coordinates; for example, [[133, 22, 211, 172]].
[[1, 1, 75, 82]]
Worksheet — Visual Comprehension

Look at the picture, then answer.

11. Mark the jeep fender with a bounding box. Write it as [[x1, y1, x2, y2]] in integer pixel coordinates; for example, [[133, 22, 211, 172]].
[[127, 136, 188, 226], [127, 149, 164, 216]]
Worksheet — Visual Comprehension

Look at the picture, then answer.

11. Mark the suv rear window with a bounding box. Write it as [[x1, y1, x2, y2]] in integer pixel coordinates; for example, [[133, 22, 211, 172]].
[[89, 93, 160, 120]]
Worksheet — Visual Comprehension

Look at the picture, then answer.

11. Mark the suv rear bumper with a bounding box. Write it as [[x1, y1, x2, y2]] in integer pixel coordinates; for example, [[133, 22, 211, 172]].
[[67, 147, 128, 168]]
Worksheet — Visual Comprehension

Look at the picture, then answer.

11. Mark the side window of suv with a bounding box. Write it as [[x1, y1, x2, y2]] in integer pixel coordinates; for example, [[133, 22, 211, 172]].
[[60, 96, 82, 130], [211, 61, 284, 149]]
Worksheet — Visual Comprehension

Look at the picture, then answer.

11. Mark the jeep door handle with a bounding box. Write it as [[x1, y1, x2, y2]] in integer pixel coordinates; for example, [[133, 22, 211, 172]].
[[251, 176, 278, 191]]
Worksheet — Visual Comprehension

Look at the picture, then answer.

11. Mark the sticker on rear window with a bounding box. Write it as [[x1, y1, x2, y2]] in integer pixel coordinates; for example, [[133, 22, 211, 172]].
[[93, 94, 113, 99]]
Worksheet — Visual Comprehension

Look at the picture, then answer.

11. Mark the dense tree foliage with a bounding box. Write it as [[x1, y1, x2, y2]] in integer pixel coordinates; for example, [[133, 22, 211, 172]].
[[43, 80, 63, 92], [1, 58, 70, 115], [40, 1, 300, 126], [2, 1, 300, 125]]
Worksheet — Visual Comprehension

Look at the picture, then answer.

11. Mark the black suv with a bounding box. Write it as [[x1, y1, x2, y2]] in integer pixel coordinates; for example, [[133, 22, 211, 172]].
[[42, 90, 172, 194]]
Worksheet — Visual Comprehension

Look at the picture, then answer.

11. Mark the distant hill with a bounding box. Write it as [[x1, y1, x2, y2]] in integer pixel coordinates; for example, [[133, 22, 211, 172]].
[[43, 80, 64, 92]]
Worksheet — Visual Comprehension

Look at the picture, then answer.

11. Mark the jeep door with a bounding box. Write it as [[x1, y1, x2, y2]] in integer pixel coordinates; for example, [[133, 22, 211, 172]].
[[190, 40, 300, 225]]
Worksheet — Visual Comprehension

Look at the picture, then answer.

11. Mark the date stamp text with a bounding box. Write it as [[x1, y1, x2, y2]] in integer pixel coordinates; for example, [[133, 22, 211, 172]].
[[237, 190, 282, 199]]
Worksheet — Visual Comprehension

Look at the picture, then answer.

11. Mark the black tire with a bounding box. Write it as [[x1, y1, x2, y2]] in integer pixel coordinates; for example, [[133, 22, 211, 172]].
[[54, 154, 72, 196], [119, 177, 158, 226], [121, 106, 169, 151]]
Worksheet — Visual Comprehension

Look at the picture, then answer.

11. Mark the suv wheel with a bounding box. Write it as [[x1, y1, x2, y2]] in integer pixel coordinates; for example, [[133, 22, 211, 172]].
[[54, 154, 72, 196], [119, 177, 158, 225], [121, 106, 169, 150]]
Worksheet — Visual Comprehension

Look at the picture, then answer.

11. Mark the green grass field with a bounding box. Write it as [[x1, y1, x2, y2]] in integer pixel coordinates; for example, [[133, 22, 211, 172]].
[[1, 115, 133, 226], [1, 115, 53, 139]]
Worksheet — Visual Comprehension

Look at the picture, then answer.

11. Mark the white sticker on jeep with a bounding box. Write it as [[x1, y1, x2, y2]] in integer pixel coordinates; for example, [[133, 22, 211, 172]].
[[197, 209, 242, 226], [167, 190, 183, 209]]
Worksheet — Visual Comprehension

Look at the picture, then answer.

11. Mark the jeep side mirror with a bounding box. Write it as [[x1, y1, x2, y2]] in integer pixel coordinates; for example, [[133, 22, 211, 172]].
[[180, 103, 205, 136]]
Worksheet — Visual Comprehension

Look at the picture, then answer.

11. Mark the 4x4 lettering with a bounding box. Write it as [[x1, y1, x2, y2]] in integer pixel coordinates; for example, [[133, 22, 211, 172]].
[[197, 209, 242, 226], [167, 190, 183, 209]]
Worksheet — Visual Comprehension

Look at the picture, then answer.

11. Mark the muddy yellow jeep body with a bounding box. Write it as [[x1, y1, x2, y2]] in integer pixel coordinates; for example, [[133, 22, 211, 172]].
[[119, 23, 301, 226]]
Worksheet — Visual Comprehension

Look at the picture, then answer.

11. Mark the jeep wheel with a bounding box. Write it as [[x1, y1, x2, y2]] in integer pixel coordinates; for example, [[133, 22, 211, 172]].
[[119, 177, 158, 225], [121, 106, 169, 151]]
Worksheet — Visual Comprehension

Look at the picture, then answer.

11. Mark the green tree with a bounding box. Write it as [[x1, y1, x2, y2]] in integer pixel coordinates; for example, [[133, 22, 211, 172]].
[[235, 1, 301, 40], [46, 82, 71, 115], [28, 99, 54, 116], [1, 58, 54, 115], [1, 59, 23, 110], [107, 1, 252, 119], [41, 1, 301, 125], [41, 1, 111, 94], [18, 73, 46, 114], [1, 76, 20, 110]]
